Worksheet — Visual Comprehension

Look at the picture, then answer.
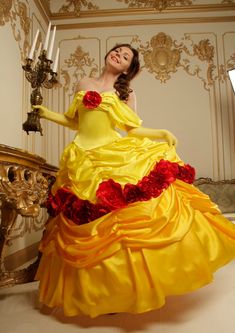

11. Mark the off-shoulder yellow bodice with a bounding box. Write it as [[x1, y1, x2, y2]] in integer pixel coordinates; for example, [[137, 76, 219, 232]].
[[64, 91, 142, 149]]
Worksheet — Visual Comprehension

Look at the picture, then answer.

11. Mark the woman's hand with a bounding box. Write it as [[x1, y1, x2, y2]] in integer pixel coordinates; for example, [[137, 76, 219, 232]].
[[162, 129, 178, 147], [32, 105, 49, 118], [32, 105, 78, 130]]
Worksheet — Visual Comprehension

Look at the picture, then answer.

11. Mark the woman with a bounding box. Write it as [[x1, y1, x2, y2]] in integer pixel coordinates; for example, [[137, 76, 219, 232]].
[[35, 44, 235, 318]]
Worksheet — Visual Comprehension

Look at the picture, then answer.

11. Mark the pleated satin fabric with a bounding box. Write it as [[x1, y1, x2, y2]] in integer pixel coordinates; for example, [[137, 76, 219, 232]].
[[36, 91, 235, 317]]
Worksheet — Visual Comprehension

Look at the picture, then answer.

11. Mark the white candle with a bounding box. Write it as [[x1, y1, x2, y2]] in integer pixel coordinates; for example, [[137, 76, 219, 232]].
[[28, 29, 39, 59], [47, 26, 56, 60], [43, 21, 51, 51], [52, 47, 60, 73], [36, 42, 42, 60]]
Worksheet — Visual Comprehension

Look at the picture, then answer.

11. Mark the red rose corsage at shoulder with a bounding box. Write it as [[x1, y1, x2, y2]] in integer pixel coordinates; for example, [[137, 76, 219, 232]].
[[82, 91, 102, 109]]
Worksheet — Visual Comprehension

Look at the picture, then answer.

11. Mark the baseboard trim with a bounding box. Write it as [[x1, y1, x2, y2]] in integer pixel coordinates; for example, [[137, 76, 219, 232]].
[[4, 242, 40, 271]]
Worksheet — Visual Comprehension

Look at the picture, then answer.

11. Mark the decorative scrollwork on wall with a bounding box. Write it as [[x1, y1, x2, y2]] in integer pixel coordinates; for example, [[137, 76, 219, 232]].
[[59, 0, 99, 16], [61, 43, 99, 96], [179, 36, 216, 90], [0, 0, 30, 60], [138, 32, 181, 82], [137, 32, 217, 90], [227, 53, 235, 70], [193, 39, 214, 63], [14, 1, 31, 60], [116, 0, 193, 11], [0, 0, 12, 25], [222, 53, 235, 84]]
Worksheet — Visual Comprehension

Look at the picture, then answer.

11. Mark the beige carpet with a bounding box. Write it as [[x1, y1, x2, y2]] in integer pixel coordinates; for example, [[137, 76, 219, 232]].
[[1, 261, 235, 333]]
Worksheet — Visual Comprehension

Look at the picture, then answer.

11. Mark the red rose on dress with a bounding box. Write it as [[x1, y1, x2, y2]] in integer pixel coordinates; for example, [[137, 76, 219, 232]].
[[45, 192, 59, 217], [45, 187, 74, 217], [90, 203, 111, 221], [137, 176, 162, 200], [96, 179, 126, 210], [65, 199, 94, 225], [153, 159, 179, 186], [123, 183, 144, 203], [177, 164, 195, 184], [82, 91, 102, 109]]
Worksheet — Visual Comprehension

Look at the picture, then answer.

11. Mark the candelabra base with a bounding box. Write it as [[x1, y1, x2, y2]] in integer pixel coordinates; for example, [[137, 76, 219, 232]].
[[22, 109, 43, 136]]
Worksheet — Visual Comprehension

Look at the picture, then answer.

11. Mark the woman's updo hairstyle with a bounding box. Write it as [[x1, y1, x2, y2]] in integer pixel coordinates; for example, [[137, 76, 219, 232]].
[[105, 43, 140, 101]]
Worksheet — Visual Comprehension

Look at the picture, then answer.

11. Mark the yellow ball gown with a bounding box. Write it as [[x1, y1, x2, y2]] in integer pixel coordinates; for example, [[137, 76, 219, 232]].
[[36, 91, 235, 317]]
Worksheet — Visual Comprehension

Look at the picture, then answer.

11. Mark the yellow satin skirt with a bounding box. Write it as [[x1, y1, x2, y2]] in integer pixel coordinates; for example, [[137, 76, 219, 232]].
[[36, 137, 235, 317]]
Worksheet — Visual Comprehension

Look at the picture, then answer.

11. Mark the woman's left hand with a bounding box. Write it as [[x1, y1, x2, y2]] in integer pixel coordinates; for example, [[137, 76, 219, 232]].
[[162, 130, 178, 147]]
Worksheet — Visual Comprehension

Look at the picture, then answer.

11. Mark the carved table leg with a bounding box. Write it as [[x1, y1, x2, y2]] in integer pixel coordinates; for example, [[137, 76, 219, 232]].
[[0, 201, 40, 287], [0, 146, 57, 288]]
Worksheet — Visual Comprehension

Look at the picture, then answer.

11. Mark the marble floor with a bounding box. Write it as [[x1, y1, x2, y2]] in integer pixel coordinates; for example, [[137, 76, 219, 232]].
[[1, 261, 235, 333]]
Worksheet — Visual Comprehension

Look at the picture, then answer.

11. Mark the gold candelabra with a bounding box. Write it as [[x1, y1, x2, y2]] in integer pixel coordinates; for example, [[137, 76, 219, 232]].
[[22, 50, 58, 135]]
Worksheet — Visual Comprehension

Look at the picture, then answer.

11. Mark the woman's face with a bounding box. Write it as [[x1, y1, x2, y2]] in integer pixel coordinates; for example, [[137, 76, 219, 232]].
[[106, 46, 134, 74]]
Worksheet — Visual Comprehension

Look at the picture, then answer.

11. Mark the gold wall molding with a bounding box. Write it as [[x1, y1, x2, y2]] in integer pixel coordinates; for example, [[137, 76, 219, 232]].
[[56, 16, 235, 30], [137, 31, 235, 92], [216, 53, 235, 82], [117, 0, 194, 12], [59, 0, 99, 16], [0, 0, 30, 60], [138, 33, 181, 82], [48, 6, 235, 20], [227, 52, 235, 70], [33, 0, 50, 22], [180, 36, 216, 90], [35, 0, 235, 19], [0, 0, 12, 25], [135, 32, 216, 90]]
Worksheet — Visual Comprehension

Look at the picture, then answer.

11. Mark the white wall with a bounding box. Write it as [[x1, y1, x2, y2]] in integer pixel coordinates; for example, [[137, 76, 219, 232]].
[[0, 24, 22, 148]]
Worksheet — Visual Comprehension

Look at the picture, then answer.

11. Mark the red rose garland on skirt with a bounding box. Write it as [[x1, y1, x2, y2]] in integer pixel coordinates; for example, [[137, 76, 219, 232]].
[[46, 160, 195, 225]]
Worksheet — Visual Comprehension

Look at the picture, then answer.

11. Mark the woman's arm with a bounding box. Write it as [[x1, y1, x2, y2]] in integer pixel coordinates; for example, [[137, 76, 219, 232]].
[[128, 127, 178, 147], [126, 91, 177, 147], [33, 105, 78, 130]]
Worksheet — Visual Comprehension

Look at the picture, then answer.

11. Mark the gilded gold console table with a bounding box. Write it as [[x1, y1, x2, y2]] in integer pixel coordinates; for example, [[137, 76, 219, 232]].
[[0, 144, 58, 288]]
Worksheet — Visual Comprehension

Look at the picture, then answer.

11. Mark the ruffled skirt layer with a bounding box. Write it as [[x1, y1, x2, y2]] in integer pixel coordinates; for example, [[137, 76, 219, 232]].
[[36, 137, 235, 317]]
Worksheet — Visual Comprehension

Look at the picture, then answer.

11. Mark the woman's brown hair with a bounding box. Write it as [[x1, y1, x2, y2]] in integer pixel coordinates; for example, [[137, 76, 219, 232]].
[[105, 44, 140, 101]]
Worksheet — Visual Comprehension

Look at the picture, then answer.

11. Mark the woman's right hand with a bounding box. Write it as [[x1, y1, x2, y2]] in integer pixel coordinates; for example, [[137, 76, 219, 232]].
[[31, 105, 78, 130], [32, 105, 49, 118]]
